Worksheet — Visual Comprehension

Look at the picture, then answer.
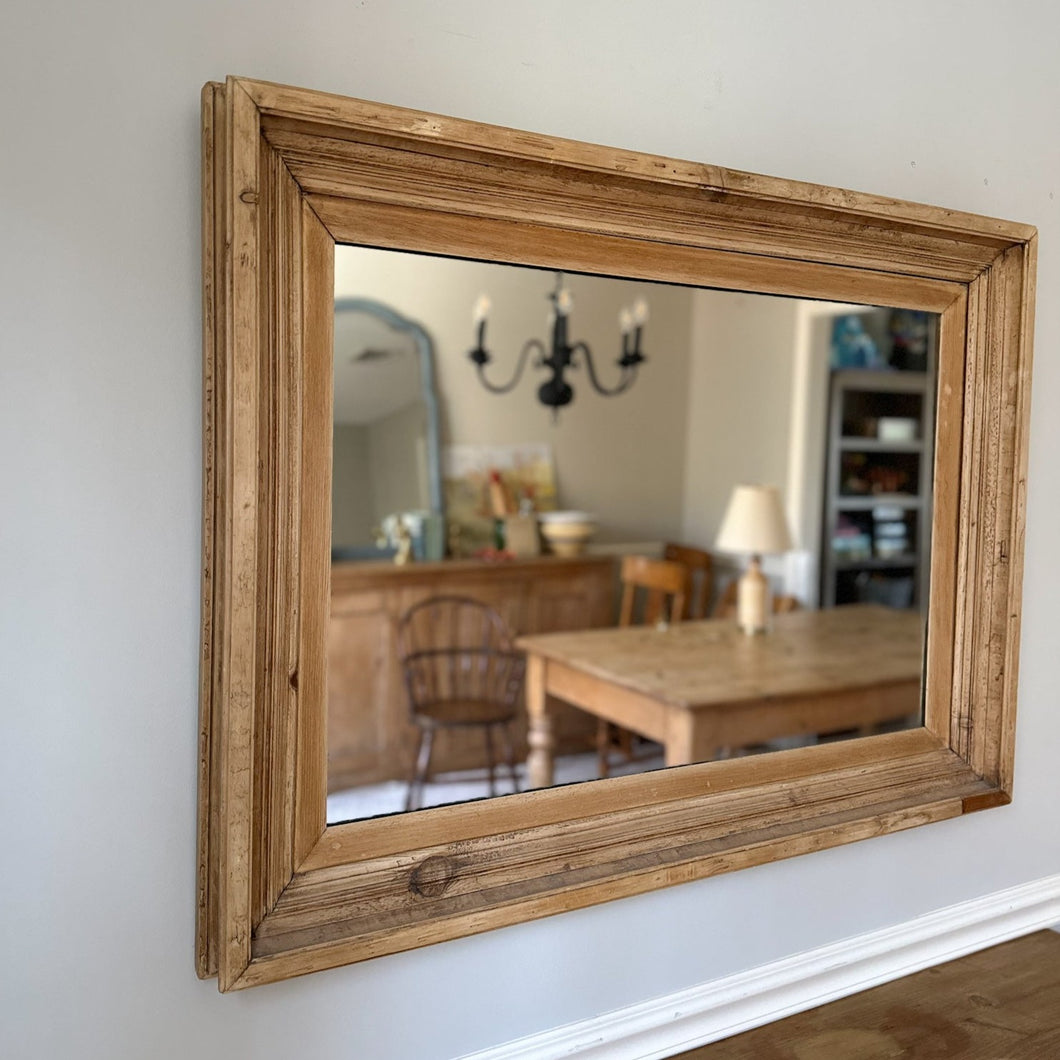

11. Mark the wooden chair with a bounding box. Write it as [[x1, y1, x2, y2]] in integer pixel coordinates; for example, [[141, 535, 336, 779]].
[[598, 556, 691, 777], [663, 542, 714, 619], [713, 578, 801, 619], [397, 596, 525, 811], [618, 554, 690, 626]]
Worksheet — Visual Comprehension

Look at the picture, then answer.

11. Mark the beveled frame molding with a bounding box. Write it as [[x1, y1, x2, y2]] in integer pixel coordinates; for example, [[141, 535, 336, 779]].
[[197, 76, 1036, 991]]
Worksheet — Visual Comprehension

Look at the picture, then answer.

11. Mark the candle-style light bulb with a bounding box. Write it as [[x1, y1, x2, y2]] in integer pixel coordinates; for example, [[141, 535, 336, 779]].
[[632, 298, 650, 326], [556, 287, 573, 316], [619, 307, 634, 335], [472, 294, 491, 325]]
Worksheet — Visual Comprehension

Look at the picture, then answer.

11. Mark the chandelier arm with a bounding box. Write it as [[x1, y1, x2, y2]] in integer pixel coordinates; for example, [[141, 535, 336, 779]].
[[571, 342, 637, 397], [474, 338, 548, 393]]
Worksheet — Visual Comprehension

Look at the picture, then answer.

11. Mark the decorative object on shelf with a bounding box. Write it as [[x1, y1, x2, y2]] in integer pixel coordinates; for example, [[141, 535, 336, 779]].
[[830, 314, 885, 369], [442, 442, 557, 557], [487, 469, 514, 549], [468, 272, 648, 413], [831, 513, 873, 562], [538, 510, 597, 557], [822, 368, 935, 608], [392, 518, 413, 566], [840, 451, 914, 496], [716, 485, 794, 635], [887, 309, 931, 371], [877, 416, 918, 442], [873, 504, 911, 560], [503, 514, 541, 557], [378, 511, 445, 562]]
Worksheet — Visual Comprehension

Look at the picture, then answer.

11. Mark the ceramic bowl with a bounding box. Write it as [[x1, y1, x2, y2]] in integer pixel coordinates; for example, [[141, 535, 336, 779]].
[[538, 511, 597, 557]]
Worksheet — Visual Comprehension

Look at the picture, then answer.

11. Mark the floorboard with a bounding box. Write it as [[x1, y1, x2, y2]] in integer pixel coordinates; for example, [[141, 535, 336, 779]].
[[677, 930, 1060, 1058]]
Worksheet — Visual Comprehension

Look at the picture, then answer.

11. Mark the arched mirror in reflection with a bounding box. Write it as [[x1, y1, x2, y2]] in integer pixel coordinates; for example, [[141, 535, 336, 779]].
[[327, 244, 939, 824], [330, 296, 444, 563]]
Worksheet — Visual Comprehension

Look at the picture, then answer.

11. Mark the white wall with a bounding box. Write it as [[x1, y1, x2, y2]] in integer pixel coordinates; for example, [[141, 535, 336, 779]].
[[3, 3, 1059, 1059]]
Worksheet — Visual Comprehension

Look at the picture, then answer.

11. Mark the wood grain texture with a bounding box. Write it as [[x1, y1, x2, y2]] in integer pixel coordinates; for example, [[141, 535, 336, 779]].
[[950, 245, 1034, 790], [245, 750, 989, 986], [241, 81, 1034, 245], [520, 608, 922, 781], [252, 122, 304, 942], [216, 77, 261, 992], [196, 80, 226, 981], [311, 195, 966, 312], [519, 607, 920, 710], [922, 292, 966, 741], [679, 931, 1060, 1058], [294, 203, 331, 866], [198, 76, 1036, 990], [308, 727, 945, 868]]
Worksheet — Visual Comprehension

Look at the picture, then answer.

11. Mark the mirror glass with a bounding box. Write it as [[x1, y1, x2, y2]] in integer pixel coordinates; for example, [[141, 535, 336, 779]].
[[327, 244, 939, 824], [331, 293, 443, 562]]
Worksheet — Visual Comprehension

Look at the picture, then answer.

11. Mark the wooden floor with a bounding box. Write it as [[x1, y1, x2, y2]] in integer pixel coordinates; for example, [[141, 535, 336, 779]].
[[678, 931, 1060, 1058]]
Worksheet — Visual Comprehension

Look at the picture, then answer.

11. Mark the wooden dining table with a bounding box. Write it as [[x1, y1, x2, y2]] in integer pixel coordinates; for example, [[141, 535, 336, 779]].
[[516, 604, 924, 788]]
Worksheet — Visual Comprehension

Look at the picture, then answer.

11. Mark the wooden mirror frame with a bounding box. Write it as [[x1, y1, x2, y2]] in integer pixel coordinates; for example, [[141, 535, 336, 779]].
[[197, 76, 1036, 991]]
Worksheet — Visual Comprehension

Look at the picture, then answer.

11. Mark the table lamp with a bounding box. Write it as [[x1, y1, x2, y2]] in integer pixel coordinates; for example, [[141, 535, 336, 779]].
[[716, 484, 794, 634]]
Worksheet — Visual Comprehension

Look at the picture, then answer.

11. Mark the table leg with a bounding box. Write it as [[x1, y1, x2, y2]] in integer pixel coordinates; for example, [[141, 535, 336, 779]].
[[665, 709, 717, 767], [525, 655, 554, 788]]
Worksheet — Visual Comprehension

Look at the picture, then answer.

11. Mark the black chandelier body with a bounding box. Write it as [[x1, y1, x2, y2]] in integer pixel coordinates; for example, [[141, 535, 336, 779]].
[[468, 273, 647, 412]]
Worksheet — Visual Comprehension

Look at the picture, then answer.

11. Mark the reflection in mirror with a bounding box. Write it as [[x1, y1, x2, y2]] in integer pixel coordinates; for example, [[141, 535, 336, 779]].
[[331, 294, 443, 562], [327, 245, 939, 824]]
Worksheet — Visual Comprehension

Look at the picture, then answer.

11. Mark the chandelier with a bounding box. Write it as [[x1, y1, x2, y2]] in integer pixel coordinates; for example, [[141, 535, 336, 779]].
[[468, 272, 648, 413]]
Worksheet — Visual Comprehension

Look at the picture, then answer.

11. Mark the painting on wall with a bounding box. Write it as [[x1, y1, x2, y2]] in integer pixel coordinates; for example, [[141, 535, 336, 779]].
[[442, 442, 557, 556]]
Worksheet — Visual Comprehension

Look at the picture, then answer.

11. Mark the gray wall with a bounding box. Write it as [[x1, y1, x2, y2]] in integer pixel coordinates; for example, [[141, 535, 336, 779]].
[[367, 400, 430, 523], [332, 423, 373, 546], [335, 247, 694, 543], [333, 405, 429, 548], [3, 2, 1059, 1059]]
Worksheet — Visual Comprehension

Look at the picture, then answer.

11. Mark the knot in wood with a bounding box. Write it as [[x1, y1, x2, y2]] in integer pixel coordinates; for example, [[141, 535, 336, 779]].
[[409, 854, 457, 898]]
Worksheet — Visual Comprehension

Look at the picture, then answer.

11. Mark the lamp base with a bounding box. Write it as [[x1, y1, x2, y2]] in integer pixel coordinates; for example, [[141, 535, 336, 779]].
[[737, 555, 769, 635]]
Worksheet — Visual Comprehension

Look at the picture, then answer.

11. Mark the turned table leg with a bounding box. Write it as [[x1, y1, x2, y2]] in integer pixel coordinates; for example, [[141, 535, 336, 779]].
[[524, 654, 554, 788]]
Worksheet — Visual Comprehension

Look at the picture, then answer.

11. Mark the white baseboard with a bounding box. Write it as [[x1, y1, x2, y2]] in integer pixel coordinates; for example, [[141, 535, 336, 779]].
[[459, 874, 1060, 1060]]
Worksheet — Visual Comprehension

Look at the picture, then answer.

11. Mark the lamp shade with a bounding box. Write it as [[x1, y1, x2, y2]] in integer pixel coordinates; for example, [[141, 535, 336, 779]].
[[715, 484, 794, 555]]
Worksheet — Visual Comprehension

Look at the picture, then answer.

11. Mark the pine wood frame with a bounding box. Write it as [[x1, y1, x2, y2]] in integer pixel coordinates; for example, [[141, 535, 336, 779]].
[[197, 76, 1036, 991]]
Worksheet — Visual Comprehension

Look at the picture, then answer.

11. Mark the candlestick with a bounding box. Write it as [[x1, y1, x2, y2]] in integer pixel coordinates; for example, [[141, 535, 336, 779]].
[[473, 294, 490, 349]]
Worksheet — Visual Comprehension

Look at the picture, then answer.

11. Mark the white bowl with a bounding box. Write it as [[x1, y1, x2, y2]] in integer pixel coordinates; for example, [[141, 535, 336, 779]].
[[538, 512, 597, 556], [538, 510, 595, 524]]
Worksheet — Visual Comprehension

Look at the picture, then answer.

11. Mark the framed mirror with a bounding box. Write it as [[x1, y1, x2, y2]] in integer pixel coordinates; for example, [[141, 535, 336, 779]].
[[198, 77, 1035, 991], [325, 245, 941, 824]]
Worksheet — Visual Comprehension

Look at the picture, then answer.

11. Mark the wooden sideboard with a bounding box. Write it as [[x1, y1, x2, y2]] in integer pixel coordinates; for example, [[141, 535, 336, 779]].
[[328, 555, 616, 792]]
